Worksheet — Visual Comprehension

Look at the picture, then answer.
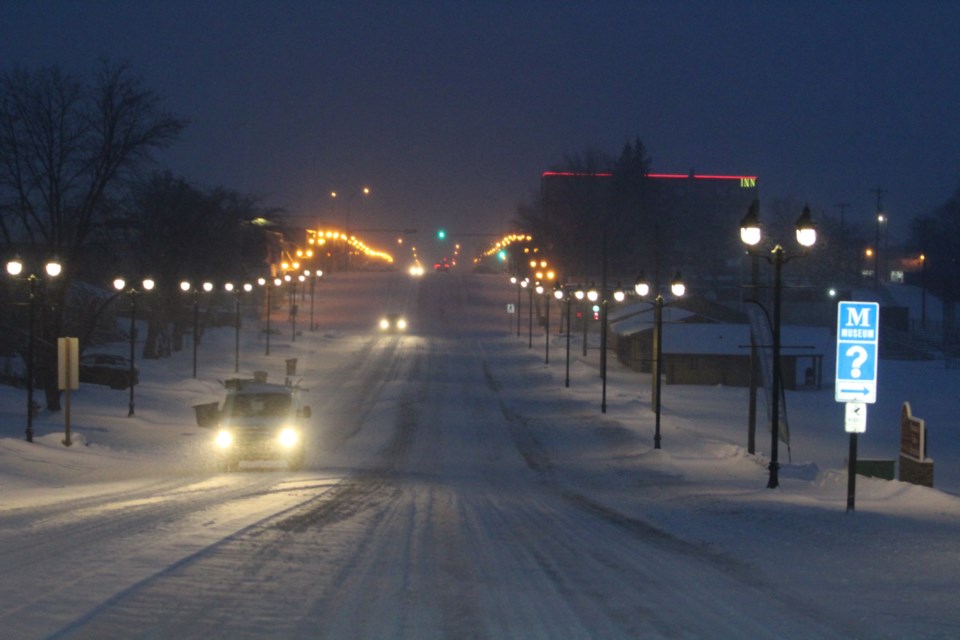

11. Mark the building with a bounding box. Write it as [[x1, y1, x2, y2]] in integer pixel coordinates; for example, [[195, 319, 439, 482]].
[[610, 305, 831, 390], [540, 170, 758, 296]]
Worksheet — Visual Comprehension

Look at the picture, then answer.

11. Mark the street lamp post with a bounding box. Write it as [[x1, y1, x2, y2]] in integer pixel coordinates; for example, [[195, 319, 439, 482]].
[[6, 257, 62, 442], [635, 272, 686, 449], [113, 277, 155, 416], [332, 186, 371, 269], [599, 285, 626, 414], [536, 283, 550, 364], [522, 279, 533, 348], [574, 288, 586, 357], [585, 285, 599, 358], [748, 241, 761, 455], [306, 270, 322, 331], [920, 254, 927, 330], [180, 280, 213, 378], [875, 213, 885, 286], [509, 276, 523, 336], [740, 201, 817, 488], [257, 277, 281, 355], [284, 273, 305, 342], [225, 282, 253, 373], [554, 285, 570, 386]]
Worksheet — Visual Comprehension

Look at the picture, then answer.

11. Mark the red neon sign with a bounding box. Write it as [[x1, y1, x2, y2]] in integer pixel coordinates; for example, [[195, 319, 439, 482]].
[[542, 171, 757, 187]]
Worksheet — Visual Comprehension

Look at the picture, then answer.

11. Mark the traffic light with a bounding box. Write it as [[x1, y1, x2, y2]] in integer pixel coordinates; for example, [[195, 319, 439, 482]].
[[497, 250, 507, 261], [437, 228, 446, 240]]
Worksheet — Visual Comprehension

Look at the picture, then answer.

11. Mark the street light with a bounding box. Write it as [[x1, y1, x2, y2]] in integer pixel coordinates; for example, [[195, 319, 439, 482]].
[[305, 270, 323, 331], [536, 282, 550, 364], [282, 272, 307, 342], [598, 283, 627, 414], [635, 270, 686, 449], [574, 287, 587, 357], [920, 254, 927, 330], [257, 276, 282, 355], [6, 257, 62, 442], [585, 285, 599, 359], [180, 280, 213, 378], [224, 282, 253, 373], [875, 213, 886, 286], [510, 276, 523, 336], [554, 284, 572, 387], [740, 201, 817, 488], [332, 187, 371, 269], [113, 277, 155, 416], [521, 278, 533, 348]]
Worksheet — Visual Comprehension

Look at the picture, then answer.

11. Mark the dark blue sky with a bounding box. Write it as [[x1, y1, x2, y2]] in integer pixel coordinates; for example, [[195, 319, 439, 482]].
[[2, 1, 958, 256]]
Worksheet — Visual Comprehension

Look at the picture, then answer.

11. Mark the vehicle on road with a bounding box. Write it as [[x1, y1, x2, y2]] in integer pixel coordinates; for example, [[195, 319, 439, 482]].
[[79, 353, 138, 390], [378, 313, 408, 333], [195, 377, 311, 471]]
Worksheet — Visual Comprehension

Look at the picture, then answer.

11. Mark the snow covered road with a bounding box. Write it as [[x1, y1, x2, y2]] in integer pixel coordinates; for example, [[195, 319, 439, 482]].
[[2, 271, 957, 638], [44, 327, 847, 639]]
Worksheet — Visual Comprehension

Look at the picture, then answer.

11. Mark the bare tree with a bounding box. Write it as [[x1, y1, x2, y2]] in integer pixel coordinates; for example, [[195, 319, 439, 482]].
[[0, 59, 187, 409]]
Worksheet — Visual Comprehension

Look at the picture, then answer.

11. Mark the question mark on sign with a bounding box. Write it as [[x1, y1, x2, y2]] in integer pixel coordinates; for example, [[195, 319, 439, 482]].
[[846, 345, 868, 378]]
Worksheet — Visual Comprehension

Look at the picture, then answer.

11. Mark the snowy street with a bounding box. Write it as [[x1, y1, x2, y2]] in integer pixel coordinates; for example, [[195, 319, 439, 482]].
[[1, 272, 959, 638]]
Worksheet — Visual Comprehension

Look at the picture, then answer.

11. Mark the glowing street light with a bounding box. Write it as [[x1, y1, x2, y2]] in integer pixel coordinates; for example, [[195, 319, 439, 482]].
[[257, 276, 283, 355], [634, 270, 686, 449], [6, 257, 62, 442], [305, 269, 323, 331], [739, 201, 816, 488], [180, 280, 214, 378], [224, 282, 254, 373], [113, 277, 155, 416], [510, 276, 523, 336]]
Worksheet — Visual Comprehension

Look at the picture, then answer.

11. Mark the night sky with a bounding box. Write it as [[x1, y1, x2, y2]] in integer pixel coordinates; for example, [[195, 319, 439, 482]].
[[2, 1, 959, 259]]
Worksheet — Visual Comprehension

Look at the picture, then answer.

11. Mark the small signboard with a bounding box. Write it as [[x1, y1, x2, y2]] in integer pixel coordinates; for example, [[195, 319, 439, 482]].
[[507, 303, 516, 314], [844, 402, 867, 433], [57, 337, 79, 390], [835, 301, 879, 404], [900, 401, 925, 462]]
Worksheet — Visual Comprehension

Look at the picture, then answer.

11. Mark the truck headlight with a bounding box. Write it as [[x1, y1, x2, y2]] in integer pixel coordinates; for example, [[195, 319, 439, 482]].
[[278, 428, 299, 448], [215, 429, 234, 448]]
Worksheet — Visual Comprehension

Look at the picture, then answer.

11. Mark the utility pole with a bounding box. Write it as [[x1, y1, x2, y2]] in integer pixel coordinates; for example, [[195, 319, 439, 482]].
[[836, 202, 850, 276], [835, 202, 850, 240], [870, 187, 887, 286]]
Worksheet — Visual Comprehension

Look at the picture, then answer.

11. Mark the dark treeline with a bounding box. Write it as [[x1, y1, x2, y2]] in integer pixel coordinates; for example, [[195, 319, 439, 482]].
[[0, 60, 279, 410]]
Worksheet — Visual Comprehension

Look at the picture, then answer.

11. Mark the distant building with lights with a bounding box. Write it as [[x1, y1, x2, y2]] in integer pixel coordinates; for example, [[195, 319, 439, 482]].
[[539, 170, 758, 297]]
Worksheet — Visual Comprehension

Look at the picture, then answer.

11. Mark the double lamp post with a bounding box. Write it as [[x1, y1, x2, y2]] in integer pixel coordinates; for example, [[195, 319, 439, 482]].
[[739, 200, 817, 488], [113, 277, 155, 416], [6, 257, 62, 442]]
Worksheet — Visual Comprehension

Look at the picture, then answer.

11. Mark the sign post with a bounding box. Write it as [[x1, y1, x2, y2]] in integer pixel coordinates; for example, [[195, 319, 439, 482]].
[[835, 301, 879, 512]]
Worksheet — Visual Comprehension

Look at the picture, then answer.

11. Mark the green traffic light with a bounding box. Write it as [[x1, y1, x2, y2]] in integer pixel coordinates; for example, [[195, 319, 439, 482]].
[[437, 229, 446, 240]]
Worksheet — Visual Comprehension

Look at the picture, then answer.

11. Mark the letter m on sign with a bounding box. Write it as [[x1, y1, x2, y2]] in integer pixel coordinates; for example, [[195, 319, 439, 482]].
[[847, 306, 872, 327]]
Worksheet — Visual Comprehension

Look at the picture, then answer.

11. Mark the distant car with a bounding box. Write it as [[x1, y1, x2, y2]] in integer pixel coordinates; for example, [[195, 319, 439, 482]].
[[79, 353, 138, 389], [378, 313, 408, 333]]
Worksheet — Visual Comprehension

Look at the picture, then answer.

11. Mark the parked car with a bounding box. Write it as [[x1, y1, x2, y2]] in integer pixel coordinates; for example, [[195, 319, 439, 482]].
[[79, 353, 138, 390]]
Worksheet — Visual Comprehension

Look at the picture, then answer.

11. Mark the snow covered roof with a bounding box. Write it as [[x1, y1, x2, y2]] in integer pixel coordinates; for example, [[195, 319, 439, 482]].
[[608, 304, 696, 337], [615, 321, 834, 357]]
